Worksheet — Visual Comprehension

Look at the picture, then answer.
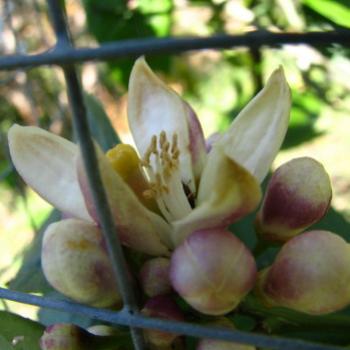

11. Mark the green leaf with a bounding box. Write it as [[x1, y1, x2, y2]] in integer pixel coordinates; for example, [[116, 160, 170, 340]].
[[84, 93, 120, 152], [302, 0, 350, 28], [0, 336, 12, 350], [311, 206, 350, 242], [82, 0, 172, 86], [8, 210, 60, 294], [0, 311, 44, 350], [228, 314, 257, 331], [242, 295, 350, 345]]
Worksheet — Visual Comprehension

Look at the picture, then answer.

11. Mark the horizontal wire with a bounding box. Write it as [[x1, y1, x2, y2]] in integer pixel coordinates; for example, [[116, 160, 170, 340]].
[[0, 288, 343, 350], [0, 30, 349, 70]]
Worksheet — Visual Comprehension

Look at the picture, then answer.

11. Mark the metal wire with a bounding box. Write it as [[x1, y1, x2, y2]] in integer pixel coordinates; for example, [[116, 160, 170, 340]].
[[46, 0, 145, 348], [0, 30, 349, 70], [0, 288, 343, 350], [1, 1, 350, 349]]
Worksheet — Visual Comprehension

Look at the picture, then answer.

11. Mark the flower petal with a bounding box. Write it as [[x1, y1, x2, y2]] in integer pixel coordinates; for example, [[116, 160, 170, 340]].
[[172, 145, 261, 246], [77, 143, 172, 256], [8, 125, 91, 221], [128, 57, 207, 192], [217, 67, 291, 182]]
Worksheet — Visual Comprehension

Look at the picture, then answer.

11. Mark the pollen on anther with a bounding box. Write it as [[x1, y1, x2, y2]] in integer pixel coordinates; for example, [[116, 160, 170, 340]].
[[171, 134, 178, 153]]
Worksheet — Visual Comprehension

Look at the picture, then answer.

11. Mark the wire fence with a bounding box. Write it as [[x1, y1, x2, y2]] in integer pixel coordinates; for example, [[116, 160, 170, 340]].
[[1, 1, 350, 349]]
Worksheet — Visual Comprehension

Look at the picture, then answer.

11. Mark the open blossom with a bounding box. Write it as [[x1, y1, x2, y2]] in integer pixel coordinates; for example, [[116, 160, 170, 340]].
[[8, 58, 290, 305], [8, 58, 290, 249]]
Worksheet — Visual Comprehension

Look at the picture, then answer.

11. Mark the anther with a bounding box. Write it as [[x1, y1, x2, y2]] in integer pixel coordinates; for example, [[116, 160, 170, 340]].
[[159, 131, 166, 146], [171, 134, 178, 153]]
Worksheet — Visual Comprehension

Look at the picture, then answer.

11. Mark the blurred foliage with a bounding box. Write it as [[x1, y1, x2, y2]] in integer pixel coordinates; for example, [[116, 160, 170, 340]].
[[0, 311, 44, 350], [1, 0, 350, 348]]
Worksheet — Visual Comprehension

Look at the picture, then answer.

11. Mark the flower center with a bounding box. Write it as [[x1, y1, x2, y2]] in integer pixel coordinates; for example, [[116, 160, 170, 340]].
[[142, 131, 193, 222]]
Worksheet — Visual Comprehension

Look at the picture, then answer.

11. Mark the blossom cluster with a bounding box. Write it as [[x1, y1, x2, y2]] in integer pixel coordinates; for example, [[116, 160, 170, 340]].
[[8, 58, 348, 350]]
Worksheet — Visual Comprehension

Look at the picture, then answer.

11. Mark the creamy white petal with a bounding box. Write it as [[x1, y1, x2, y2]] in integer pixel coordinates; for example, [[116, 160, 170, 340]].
[[217, 68, 291, 182], [77, 143, 173, 256], [128, 57, 206, 193], [8, 125, 91, 221], [172, 145, 261, 246]]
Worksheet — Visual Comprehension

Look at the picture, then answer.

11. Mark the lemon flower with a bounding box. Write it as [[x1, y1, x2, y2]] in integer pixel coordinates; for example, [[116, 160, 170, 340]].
[[8, 58, 291, 258]]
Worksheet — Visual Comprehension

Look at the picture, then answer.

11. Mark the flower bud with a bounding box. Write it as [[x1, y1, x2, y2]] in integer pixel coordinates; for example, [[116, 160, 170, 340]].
[[141, 295, 184, 347], [170, 229, 256, 315], [197, 318, 255, 350], [256, 230, 350, 315], [139, 257, 171, 297], [40, 324, 84, 350], [255, 157, 332, 242], [42, 218, 121, 308]]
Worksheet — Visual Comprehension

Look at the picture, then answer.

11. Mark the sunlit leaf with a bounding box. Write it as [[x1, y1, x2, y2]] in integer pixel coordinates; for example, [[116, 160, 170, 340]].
[[8, 210, 60, 293], [302, 0, 350, 28]]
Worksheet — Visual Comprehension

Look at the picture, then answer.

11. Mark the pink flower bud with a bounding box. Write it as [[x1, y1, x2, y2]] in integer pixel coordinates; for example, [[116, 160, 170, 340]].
[[170, 229, 257, 315], [40, 324, 83, 350], [141, 295, 184, 347], [41, 219, 121, 308], [139, 257, 171, 297], [256, 230, 350, 315], [255, 157, 332, 242], [197, 318, 255, 350]]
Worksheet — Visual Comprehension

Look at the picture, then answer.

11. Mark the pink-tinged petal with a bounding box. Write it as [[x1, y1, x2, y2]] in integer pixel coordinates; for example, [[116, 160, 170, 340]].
[[77, 143, 172, 256], [256, 230, 350, 315], [170, 229, 257, 315], [205, 132, 222, 153], [42, 219, 121, 308], [217, 68, 291, 182], [255, 157, 332, 242], [8, 125, 91, 221], [128, 57, 207, 192], [172, 146, 261, 246]]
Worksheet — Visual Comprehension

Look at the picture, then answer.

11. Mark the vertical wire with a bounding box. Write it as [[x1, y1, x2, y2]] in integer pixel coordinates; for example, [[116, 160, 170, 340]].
[[45, 1, 145, 348]]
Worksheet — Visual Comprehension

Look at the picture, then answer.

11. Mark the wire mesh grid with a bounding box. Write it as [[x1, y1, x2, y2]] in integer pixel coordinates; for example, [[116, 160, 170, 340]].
[[1, 1, 350, 349]]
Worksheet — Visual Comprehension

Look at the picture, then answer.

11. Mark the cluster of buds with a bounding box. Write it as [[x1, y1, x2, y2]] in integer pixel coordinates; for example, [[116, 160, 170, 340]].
[[252, 157, 350, 315], [7, 57, 350, 350]]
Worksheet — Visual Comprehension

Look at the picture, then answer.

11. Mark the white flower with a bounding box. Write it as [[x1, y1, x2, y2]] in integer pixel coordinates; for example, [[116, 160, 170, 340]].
[[8, 58, 291, 256]]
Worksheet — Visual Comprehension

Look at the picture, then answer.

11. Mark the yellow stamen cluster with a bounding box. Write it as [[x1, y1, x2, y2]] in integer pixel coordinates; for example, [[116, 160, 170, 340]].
[[142, 131, 180, 199], [141, 131, 192, 221]]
